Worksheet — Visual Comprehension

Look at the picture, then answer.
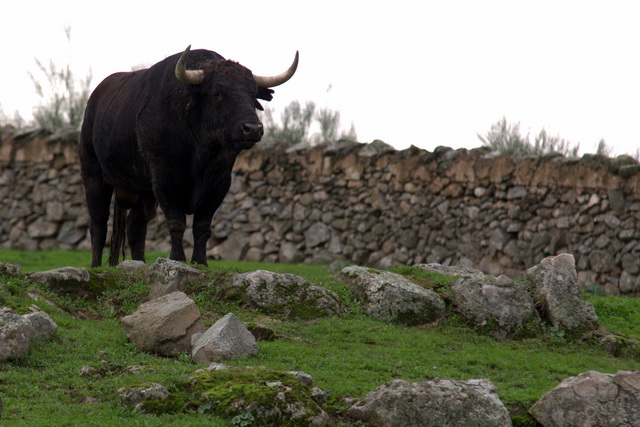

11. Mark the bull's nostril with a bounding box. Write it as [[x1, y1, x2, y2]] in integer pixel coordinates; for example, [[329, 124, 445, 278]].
[[242, 122, 264, 137]]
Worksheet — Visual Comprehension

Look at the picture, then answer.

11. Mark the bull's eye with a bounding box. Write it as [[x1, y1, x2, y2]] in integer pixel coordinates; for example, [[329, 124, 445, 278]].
[[210, 84, 224, 101]]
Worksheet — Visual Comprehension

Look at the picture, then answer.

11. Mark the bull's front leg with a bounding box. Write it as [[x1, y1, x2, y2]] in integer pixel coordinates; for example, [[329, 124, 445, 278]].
[[164, 209, 187, 262], [191, 219, 212, 265], [191, 172, 232, 265]]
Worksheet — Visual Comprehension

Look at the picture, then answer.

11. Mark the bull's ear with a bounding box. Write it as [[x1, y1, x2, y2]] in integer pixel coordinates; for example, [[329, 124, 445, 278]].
[[255, 100, 265, 111], [257, 87, 274, 102]]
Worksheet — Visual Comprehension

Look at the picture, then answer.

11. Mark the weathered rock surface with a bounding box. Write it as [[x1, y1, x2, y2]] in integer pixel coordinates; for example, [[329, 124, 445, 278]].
[[0, 307, 34, 361], [29, 267, 90, 294], [191, 313, 259, 364], [229, 270, 343, 319], [116, 260, 147, 274], [453, 274, 541, 340], [524, 253, 599, 337], [0, 261, 20, 277], [191, 366, 330, 426], [118, 383, 170, 413], [121, 291, 205, 356], [530, 370, 640, 426], [145, 258, 206, 300], [23, 307, 58, 341], [335, 266, 445, 325], [416, 263, 483, 278], [598, 333, 640, 359], [346, 378, 512, 427]]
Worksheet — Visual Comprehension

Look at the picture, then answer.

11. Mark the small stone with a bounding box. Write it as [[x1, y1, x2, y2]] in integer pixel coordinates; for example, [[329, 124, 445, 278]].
[[79, 366, 96, 376]]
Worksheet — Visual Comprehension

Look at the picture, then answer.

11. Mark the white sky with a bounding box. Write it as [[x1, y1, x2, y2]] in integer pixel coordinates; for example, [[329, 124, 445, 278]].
[[2, 0, 640, 155]]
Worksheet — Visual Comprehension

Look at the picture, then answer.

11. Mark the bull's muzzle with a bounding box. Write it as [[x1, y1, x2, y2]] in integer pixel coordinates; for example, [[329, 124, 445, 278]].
[[242, 122, 264, 141]]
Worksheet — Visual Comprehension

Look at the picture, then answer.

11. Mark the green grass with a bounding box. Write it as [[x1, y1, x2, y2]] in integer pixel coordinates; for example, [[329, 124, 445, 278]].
[[1, 249, 639, 426], [584, 295, 640, 336]]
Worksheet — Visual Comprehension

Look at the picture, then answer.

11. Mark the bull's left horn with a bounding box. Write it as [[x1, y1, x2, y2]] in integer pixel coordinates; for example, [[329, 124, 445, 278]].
[[175, 45, 204, 85], [254, 51, 299, 88]]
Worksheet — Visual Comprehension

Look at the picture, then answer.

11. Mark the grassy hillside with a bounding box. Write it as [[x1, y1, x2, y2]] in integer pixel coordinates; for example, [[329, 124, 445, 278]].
[[0, 249, 638, 426]]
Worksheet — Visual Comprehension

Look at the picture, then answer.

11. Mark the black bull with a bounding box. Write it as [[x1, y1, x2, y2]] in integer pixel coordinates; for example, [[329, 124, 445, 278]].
[[79, 46, 298, 267]]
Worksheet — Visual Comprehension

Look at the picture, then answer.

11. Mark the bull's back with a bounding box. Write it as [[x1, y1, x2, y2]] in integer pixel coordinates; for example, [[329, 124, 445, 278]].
[[81, 71, 152, 191]]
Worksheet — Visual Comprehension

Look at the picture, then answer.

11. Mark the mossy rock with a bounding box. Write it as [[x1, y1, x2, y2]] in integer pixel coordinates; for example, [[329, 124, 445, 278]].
[[190, 366, 329, 426], [28, 267, 126, 299], [0, 261, 21, 278], [600, 333, 640, 360], [118, 382, 186, 415], [228, 270, 344, 320]]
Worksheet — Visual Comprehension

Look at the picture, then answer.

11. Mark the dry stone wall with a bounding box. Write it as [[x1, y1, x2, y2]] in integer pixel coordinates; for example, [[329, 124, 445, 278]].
[[2, 126, 640, 296]]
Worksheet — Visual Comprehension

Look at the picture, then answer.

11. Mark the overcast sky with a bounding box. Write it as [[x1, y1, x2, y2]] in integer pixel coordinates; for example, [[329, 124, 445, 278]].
[[2, 0, 640, 155]]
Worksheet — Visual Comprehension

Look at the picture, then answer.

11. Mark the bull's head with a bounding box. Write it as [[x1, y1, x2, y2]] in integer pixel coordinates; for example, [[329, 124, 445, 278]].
[[175, 45, 298, 150]]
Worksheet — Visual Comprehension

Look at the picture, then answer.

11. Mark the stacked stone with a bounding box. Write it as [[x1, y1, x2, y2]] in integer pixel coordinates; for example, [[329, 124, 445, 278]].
[[210, 144, 640, 296], [2, 126, 640, 295], [0, 128, 88, 251]]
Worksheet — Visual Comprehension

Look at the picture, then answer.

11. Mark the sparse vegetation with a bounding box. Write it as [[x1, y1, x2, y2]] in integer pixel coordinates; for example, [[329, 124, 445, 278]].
[[262, 100, 357, 147], [0, 26, 92, 130], [0, 106, 25, 128], [0, 249, 638, 425], [29, 27, 92, 130], [478, 117, 580, 158]]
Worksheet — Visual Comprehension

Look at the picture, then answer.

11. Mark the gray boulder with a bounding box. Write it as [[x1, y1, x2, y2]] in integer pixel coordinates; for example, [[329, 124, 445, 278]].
[[23, 307, 58, 341], [145, 257, 206, 300], [116, 260, 147, 274], [453, 274, 542, 340], [524, 253, 599, 337], [29, 267, 90, 294], [530, 370, 640, 426], [346, 378, 512, 427], [121, 291, 205, 356], [191, 312, 259, 364], [229, 270, 343, 319], [335, 266, 445, 325], [0, 307, 34, 361]]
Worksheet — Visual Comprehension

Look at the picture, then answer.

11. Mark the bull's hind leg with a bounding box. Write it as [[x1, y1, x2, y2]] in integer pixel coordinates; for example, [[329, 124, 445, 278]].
[[127, 192, 157, 262], [83, 179, 114, 268]]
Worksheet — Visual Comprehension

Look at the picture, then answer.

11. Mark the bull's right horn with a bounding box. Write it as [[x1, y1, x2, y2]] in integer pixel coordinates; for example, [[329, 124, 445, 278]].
[[175, 45, 204, 85], [254, 51, 299, 88]]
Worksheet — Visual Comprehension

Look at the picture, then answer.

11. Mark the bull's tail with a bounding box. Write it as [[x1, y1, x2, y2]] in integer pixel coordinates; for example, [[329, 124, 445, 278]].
[[108, 201, 127, 267]]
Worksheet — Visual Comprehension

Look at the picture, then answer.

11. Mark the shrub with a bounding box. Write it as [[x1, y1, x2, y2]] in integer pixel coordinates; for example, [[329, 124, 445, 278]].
[[28, 26, 92, 130], [478, 117, 579, 158], [0, 106, 25, 128], [262, 100, 357, 147]]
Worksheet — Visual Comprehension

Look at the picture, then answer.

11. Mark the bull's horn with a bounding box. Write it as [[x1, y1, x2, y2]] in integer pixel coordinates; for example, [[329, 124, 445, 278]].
[[175, 45, 204, 85], [254, 51, 299, 88]]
